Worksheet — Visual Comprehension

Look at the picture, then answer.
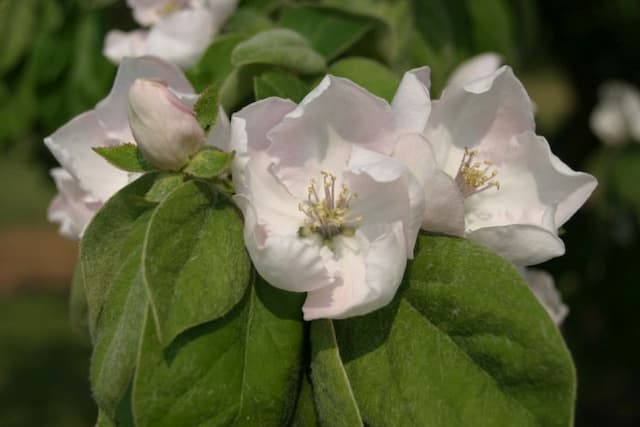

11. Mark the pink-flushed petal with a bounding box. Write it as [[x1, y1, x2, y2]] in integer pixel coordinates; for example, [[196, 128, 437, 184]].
[[446, 53, 502, 88], [393, 133, 465, 236], [44, 111, 130, 202], [391, 66, 431, 134], [205, 0, 240, 28], [234, 194, 336, 293], [303, 222, 406, 320], [426, 66, 535, 176], [229, 97, 297, 155], [522, 268, 568, 326], [103, 30, 148, 65], [463, 132, 597, 232], [129, 0, 191, 25], [206, 106, 230, 150], [468, 223, 565, 266], [95, 56, 194, 142], [268, 75, 396, 196], [145, 8, 217, 68], [345, 145, 422, 256], [48, 168, 102, 240]]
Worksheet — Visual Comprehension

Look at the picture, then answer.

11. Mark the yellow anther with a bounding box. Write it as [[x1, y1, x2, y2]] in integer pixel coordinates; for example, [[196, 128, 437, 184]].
[[455, 147, 501, 197]]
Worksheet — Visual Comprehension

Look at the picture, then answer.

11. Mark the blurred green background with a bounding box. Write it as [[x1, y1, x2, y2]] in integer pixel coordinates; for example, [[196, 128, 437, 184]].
[[0, 0, 638, 426]]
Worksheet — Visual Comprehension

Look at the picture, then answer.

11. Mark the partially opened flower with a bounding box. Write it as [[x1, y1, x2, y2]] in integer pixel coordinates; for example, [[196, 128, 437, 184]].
[[229, 75, 428, 319], [104, 0, 237, 69], [590, 81, 640, 145], [45, 56, 194, 239], [521, 268, 568, 326], [394, 61, 597, 265]]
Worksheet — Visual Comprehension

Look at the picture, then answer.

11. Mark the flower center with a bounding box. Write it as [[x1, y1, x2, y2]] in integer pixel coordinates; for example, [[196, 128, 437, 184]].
[[298, 171, 361, 242], [454, 148, 500, 197]]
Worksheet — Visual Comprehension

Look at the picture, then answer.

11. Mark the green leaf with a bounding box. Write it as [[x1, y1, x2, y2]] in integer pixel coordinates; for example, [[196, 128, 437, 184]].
[[80, 175, 158, 419], [93, 144, 156, 173], [183, 147, 234, 179], [219, 64, 267, 112], [253, 70, 310, 103], [310, 319, 363, 427], [280, 6, 373, 60], [223, 7, 274, 35], [0, 0, 36, 74], [312, 235, 576, 427], [132, 277, 305, 426], [289, 374, 319, 427], [238, 0, 284, 13], [69, 262, 90, 342], [467, 0, 516, 61], [188, 34, 247, 92], [143, 180, 251, 347], [193, 83, 220, 131], [144, 173, 184, 203], [231, 29, 327, 75], [328, 57, 399, 101]]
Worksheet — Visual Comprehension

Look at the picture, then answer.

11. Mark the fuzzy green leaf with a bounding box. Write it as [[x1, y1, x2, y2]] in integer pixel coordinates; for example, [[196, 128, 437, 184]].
[[143, 180, 251, 347], [183, 148, 234, 179], [328, 57, 399, 101], [93, 144, 156, 173], [132, 277, 305, 426], [312, 235, 576, 426], [280, 6, 373, 60], [231, 29, 326, 74], [144, 173, 185, 203], [253, 70, 309, 103], [193, 84, 220, 131]]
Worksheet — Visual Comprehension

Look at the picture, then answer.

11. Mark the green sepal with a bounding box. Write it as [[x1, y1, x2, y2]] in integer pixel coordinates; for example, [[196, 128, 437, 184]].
[[193, 83, 220, 131], [183, 147, 234, 179], [93, 143, 156, 173]]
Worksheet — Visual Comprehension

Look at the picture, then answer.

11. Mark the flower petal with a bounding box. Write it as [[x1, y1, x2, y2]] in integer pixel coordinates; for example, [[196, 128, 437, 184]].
[[393, 133, 465, 235], [391, 66, 431, 133], [48, 168, 102, 240], [521, 268, 568, 326], [426, 66, 535, 176], [235, 194, 336, 293], [467, 223, 565, 266], [446, 53, 502, 87], [44, 111, 130, 202], [103, 30, 148, 65], [303, 222, 406, 320], [206, 106, 231, 150]]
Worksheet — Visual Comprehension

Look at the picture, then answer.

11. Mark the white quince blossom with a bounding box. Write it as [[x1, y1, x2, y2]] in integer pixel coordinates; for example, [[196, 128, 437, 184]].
[[590, 81, 640, 145], [104, 0, 237, 69], [227, 73, 429, 320], [393, 57, 597, 265], [128, 78, 204, 170], [521, 268, 568, 326], [45, 56, 195, 239]]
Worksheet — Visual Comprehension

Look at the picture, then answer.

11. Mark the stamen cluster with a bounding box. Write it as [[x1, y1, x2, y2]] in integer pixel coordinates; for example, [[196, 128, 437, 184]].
[[298, 171, 360, 241], [455, 148, 500, 197]]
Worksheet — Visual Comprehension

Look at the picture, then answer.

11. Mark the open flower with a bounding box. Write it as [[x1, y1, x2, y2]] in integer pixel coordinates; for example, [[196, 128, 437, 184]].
[[45, 56, 194, 239], [394, 61, 597, 265], [590, 81, 640, 145], [104, 0, 237, 69], [229, 75, 428, 319], [521, 268, 568, 326]]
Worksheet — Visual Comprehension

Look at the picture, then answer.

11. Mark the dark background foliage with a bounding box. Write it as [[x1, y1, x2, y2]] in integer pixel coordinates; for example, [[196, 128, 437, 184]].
[[0, 0, 638, 426]]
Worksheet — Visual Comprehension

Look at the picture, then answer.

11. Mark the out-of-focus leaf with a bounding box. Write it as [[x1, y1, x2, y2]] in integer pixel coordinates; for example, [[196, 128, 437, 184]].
[[328, 57, 399, 101], [231, 29, 327, 74], [253, 70, 309, 102], [0, 0, 36, 74], [223, 7, 273, 35], [280, 6, 373, 60], [188, 34, 247, 92]]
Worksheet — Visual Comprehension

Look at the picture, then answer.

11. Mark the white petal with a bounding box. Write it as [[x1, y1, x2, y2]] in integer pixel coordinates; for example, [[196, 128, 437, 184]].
[[393, 133, 464, 235], [96, 56, 194, 142], [145, 8, 217, 68], [267, 75, 396, 196], [44, 111, 130, 202], [303, 222, 406, 320], [467, 224, 565, 266], [464, 132, 597, 233], [206, 106, 231, 150], [447, 53, 502, 87], [235, 195, 336, 293], [48, 168, 102, 239], [391, 66, 432, 133], [103, 30, 148, 65], [521, 268, 568, 326], [426, 66, 535, 176]]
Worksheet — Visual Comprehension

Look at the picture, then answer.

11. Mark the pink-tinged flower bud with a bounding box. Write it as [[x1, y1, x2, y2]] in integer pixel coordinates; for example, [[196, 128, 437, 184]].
[[128, 78, 204, 170]]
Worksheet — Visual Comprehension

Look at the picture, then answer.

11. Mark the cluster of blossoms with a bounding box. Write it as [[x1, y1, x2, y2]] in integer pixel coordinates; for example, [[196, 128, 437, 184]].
[[46, 53, 595, 324], [104, 0, 237, 68], [591, 81, 640, 145]]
